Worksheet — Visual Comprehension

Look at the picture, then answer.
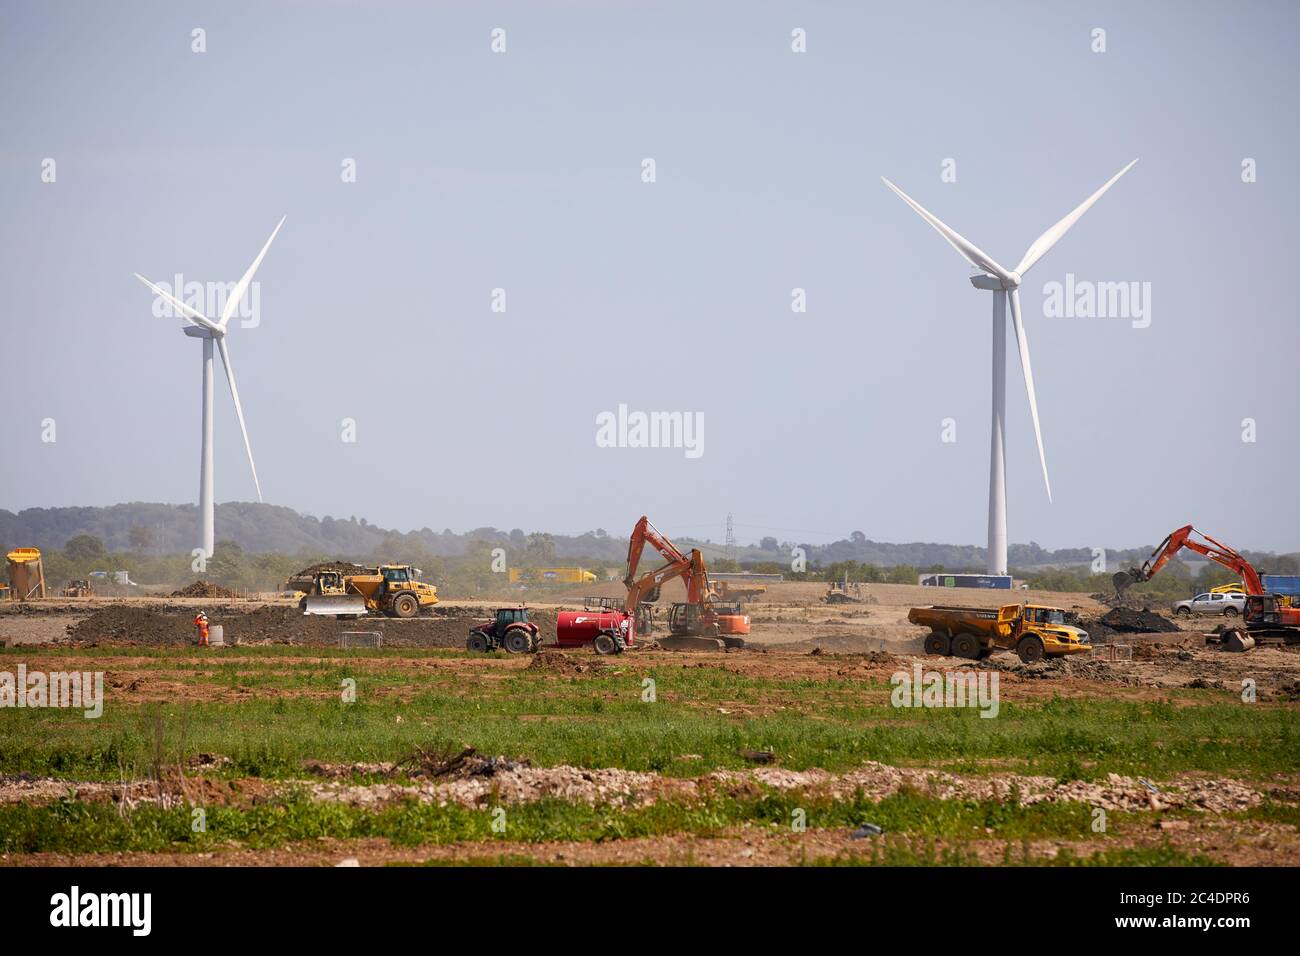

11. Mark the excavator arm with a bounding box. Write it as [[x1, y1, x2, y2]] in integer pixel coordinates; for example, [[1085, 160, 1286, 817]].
[[619, 515, 750, 650], [622, 516, 712, 613], [1114, 525, 1264, 596]]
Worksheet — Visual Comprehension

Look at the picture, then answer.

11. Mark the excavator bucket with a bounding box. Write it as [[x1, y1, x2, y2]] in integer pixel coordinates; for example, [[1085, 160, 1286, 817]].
[[303, 594, 367, 618], [1111, 570, 1140, 597]]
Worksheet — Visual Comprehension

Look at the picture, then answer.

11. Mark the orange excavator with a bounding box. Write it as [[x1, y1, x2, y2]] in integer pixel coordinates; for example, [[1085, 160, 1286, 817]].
[[623, 515, 749, 651], [1113, 525, 1300, 650]]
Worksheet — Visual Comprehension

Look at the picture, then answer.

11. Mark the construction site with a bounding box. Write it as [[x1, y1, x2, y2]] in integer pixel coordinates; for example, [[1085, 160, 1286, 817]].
[[2, 513, 1298, 870], [3, 3, 1299, 938]]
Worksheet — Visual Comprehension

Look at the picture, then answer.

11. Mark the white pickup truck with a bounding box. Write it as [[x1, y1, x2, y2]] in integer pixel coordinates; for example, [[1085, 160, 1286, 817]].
[[1172, 591, 1246, 617]]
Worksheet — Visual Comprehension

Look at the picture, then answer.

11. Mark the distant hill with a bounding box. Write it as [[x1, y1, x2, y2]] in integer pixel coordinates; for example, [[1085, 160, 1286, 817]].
[[1, 503, 1295, 572]]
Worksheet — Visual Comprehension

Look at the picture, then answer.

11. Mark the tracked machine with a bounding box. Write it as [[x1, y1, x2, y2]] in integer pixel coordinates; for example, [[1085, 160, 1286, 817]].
[[621, 515, 748, 651], [1113, 525, 1300, 651]]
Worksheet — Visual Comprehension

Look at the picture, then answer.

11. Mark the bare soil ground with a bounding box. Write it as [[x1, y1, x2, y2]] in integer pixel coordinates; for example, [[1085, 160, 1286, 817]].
[[12, 815, 1300, 868], [3, 582, 1296, 868], [2, 582, 1292, 697]]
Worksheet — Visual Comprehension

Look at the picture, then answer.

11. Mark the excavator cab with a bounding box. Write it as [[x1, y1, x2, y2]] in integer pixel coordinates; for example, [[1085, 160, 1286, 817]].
[[667, 602, 748, 648], [668, 602, 716, 636]]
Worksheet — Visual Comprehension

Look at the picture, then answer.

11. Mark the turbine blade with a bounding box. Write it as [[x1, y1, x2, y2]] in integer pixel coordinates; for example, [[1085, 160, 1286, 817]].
[[1008, 289, 1051, 502], [881, 177, 1012, 280], [216, 337, 263, 503], [219, 216, 286, 329], [134, 273, 221, 333], [1014, 159, 1138, 276]]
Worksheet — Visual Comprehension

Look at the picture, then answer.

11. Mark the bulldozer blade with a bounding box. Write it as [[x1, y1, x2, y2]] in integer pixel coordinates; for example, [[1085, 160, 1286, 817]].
[[304, 595, 368, 618], [657, 636, 727, 652]]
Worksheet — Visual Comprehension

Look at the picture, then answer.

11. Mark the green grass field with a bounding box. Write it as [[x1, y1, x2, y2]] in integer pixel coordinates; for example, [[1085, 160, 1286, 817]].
[[1, 645, 1295, 864]]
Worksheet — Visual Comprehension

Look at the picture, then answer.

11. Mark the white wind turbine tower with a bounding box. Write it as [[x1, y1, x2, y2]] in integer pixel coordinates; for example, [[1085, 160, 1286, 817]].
[[881, 162, 1136, 576], [134, 217, 285, 558]]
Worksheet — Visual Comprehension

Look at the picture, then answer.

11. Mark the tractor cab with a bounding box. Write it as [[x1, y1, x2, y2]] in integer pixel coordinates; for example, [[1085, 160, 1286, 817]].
[[495, 607, 529, 629]]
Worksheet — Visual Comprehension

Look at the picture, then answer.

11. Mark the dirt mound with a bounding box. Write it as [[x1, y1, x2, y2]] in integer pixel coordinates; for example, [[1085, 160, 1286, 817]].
[[283, 561, 375, 591], [171, 580, 237, 599], [67, 607, 192, 645], [1078, 618, 1117, 643], [61, 605, 465, 648], [226, 606, 480, 648], [526, 649, 604, 675], [292, 561, 373, 578], [1099, 607, 1180, 634]]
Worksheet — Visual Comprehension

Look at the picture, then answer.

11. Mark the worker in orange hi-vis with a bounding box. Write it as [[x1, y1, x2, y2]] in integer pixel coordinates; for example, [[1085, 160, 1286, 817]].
[[194, 611, 210, 647]]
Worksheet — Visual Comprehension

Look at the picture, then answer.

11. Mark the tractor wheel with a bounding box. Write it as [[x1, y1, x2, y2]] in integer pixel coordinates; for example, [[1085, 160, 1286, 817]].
[[392, 593, 419, 619], [1016, 635, 1045, 664], [503, 628, 533, 654], [951, 633, 981, 660], [467, 631, 490, 653], [593, 632, 620, 655], [923, 631, 951, 656]]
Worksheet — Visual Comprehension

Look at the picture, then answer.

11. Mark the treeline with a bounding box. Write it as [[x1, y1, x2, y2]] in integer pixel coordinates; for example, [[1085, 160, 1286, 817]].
[[0, 536, 617, 597], [4, 504, 1297, 598], [5, 531, 1289, 603]]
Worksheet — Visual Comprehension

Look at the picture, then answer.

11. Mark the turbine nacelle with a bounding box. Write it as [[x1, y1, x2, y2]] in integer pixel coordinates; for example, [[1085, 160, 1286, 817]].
[[182, 325, 221, 339], [970, 273, 1020, 291]]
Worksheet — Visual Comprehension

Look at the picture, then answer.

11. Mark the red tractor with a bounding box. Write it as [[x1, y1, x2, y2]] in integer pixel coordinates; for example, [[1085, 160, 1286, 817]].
[[467, 607, 539, 654]]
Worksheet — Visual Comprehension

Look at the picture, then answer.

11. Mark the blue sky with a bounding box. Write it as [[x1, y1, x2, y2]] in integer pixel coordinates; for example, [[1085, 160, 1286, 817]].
[[2, 1, 1297, 551]]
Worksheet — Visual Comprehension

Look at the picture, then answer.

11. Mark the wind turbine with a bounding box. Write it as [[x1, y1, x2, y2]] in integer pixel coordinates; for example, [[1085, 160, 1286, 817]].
[[881, 162, 1136, 575], [134, 217, 285, 558]]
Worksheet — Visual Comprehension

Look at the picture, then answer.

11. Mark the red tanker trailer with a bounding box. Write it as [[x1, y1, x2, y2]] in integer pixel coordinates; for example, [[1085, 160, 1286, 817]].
[[555, 600, 636, 655]]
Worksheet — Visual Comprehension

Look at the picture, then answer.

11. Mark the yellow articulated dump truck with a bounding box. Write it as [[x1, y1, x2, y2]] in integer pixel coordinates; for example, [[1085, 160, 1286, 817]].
[[508, 567, 598, 585], [908, 603, 1091, 664], [301, 565, 438, 618]]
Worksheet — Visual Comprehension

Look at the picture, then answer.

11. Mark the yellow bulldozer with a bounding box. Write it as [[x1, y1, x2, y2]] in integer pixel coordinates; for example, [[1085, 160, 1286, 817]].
[[300, 565, 438, 618]]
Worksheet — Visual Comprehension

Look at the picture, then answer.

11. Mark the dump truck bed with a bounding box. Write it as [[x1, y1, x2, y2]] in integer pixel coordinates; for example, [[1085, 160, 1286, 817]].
[[907, 604, 1019, 639]]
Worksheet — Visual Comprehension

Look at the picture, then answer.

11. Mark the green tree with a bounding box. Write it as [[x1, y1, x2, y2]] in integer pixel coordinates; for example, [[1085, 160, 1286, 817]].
[[207, 541, 245, 586], [128, 525, 153, 553], [525, 533, 556, 563], [64, 535, 106, 567]]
